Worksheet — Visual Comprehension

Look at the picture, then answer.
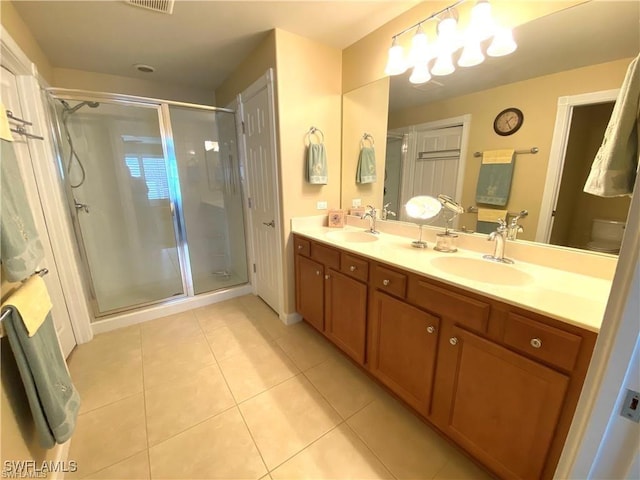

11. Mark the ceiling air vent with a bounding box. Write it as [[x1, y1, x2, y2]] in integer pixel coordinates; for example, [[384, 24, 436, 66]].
[[125, 0, 174, 14]]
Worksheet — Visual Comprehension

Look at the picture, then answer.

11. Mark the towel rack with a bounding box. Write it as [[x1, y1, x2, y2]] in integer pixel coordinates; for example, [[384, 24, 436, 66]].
[[6, 110, 33, 126], [305, 126, 324, 144], [5, 109, 45, 141], [467, 206, 527, 218], [473, 147, 539, 158], [0, 269, 49, 324], [361, 133, 375, 147]]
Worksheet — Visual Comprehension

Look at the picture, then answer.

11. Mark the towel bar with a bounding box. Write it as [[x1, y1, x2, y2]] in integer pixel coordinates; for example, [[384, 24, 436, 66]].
[[0, 269, 49, 324], [473, 147, 539, 158], [10, 125, 45, 141], [5, 110, 33, 126]]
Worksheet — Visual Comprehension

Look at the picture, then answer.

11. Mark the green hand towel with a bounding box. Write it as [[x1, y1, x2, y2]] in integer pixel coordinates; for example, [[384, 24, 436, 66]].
[[475, 150, 515, 206], [356, 147, 377, 184], [306, 143, 328, 184], [1, 139, 45, 282], [3, 308, 81, 448]]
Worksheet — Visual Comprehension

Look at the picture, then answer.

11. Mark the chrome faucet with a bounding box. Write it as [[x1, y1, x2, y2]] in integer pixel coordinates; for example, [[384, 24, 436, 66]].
[[381, 203, 396, 221], [361, 205, 379, 234], [507, 210, 528, 240], [483, 219, 514, 264]]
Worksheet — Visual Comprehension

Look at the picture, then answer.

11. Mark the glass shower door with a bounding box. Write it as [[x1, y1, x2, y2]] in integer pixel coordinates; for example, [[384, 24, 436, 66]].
[[55, 100, 185, 314], [167, 106, 248, 295]]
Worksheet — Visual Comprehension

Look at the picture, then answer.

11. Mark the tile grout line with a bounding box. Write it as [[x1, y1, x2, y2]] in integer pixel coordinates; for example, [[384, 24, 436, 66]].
[[138, 330, 153, 480]]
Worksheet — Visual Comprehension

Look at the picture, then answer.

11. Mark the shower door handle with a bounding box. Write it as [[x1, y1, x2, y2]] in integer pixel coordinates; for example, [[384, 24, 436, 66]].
[[263, 220, 275, 228], [74, 200, 89, 213]]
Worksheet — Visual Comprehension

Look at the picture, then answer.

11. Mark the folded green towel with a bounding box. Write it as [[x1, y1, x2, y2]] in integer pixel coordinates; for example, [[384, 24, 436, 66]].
[[3, 308, 80, 448], [306, 143, 327, 184], [1, 140, 45, 282], [356, 147, 377, 184]]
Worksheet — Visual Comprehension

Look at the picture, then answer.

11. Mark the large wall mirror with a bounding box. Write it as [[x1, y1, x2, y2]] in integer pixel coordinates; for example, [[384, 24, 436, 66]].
[[341, 1, 639, 254]]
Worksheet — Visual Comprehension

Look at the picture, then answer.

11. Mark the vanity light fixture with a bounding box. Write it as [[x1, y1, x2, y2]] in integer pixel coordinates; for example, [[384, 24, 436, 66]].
[[385, 0, 517, 85]]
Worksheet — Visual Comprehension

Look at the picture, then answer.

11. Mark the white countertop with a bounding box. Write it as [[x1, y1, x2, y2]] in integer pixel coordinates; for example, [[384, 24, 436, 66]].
[[292, 224, 612, 333]]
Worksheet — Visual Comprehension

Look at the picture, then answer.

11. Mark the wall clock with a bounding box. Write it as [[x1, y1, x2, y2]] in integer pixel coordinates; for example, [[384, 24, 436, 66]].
[[493, 107, 524, 136]]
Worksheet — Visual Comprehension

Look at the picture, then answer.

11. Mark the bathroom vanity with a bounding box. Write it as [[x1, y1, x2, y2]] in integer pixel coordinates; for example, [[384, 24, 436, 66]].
[[292, 223, 606, 480]]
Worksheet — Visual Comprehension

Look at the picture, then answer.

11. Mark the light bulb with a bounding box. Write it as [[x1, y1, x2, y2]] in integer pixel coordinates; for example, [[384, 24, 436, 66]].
[[432, 53, 455, 76], [410, 63, 432, 84], [488, 27, 517, 57], [408, 25, 429, 68], [384, 37, 408, 76], [458, 41, 484, 67], [469, 0, 495, 41]]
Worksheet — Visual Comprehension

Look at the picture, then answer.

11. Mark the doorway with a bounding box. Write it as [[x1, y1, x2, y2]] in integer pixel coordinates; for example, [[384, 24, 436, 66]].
[[548, 102, 630, 251]]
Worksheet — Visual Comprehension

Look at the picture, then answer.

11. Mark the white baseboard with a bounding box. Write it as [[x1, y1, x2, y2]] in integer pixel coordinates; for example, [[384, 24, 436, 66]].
[[283, 311, 302, 325]]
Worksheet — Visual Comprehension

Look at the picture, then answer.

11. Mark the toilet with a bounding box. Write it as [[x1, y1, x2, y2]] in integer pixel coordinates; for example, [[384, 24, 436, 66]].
[[586, 218, 625, 254]]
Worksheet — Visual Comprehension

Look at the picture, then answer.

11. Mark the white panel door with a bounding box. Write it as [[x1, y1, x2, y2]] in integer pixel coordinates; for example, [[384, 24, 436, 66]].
[[240, 76, 281, 313], [1, 66, 77, 357], [410, 126, 462, 227]]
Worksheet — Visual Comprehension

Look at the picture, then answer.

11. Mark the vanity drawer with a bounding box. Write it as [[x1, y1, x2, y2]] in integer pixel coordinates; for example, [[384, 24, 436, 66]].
[[341, 253, 369, 282], [503, 313, 582, 371], [294, 236, 311, 257], [312, 243, 340, 270], [407, 277, 490, 333], [372, 265, 407, 298]]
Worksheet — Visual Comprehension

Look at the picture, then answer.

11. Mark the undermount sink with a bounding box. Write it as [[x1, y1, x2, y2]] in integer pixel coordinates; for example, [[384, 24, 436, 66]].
[[429, 256, 534, 286], [325, 230, 379, 243]]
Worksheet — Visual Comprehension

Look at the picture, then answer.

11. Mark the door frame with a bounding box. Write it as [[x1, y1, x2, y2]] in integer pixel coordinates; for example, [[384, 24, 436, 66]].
[[1, 26, 93, 344], [237, 69, 285, 319], [535, 89, 619, 242]]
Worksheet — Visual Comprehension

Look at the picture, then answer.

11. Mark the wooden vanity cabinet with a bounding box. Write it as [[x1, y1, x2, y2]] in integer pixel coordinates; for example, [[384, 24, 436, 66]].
[[295, 254, 325, 331], [293, 234, 598, 480], [294, 234, 368, 363], [434, 323, 570, 480], [368, 290, 440, 417]]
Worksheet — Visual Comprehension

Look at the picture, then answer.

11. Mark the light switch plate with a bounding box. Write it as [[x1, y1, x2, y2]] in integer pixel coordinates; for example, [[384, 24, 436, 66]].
[[316, 201, 328, 210], [352, 198, 362, 207], [620, 389, 640, 423]]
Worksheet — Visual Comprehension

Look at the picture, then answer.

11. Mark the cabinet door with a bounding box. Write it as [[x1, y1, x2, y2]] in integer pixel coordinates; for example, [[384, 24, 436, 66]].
[[368, 291, 440, 416], [325, 269, 367, 363], [443, 326, 569, 480], [296, 255, 324, 332]]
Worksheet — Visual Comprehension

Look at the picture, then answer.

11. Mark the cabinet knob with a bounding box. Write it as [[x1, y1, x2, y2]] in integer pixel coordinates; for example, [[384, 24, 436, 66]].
[[449, 337, 458, 346], [530, 338, 542, 349], [350, 265, 356, 272], [427, 326, 435, 334], [297, 245, 303, 250], [383, 279, 390, 286], [325, 274, 330, 280], [316, 270, 321, 276]]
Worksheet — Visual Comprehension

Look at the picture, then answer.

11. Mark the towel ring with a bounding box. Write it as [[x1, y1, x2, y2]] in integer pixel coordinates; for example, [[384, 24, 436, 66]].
[[305, 127, 324, 145], [361, 133, 375, 148]]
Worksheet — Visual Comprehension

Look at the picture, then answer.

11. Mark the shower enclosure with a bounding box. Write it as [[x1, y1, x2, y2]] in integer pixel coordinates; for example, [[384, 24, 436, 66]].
[[47, 90, 248, 317]]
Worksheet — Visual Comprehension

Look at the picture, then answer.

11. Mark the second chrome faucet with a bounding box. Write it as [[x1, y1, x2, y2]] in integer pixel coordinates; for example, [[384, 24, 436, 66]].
[[483, 219, 514, 264], [361, 205, 379, 234]]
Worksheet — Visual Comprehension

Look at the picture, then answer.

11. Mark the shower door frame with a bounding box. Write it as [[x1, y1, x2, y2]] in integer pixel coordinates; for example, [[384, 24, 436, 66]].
[[47, 88, 238, 317]]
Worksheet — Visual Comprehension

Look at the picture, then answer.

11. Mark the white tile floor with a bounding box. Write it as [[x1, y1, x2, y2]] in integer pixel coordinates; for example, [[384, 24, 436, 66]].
[[67, 295, 493, 479]]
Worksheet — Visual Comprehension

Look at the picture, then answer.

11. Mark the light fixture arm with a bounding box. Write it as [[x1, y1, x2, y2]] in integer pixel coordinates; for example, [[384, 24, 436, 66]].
[[392, 0, 466, 39]]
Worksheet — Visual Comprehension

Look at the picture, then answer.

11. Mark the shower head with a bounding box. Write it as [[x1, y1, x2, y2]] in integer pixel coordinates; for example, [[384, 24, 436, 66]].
[[62, 100, 100, 115]]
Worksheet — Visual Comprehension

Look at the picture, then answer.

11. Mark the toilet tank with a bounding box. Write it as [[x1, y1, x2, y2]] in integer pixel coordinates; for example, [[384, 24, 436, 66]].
[[591, 218, 625, 243]]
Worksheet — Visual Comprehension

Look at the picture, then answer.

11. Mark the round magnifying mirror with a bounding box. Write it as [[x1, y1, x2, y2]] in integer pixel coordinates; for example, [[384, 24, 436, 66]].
[[437, 194, 464, 214], [405, 195, 442, 220], [405, 196, 442, 248]]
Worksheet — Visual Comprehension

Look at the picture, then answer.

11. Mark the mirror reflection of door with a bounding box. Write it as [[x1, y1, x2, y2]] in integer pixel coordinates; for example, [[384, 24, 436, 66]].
[[388, 125, 462, 226], [549, 102, 630, 255]]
